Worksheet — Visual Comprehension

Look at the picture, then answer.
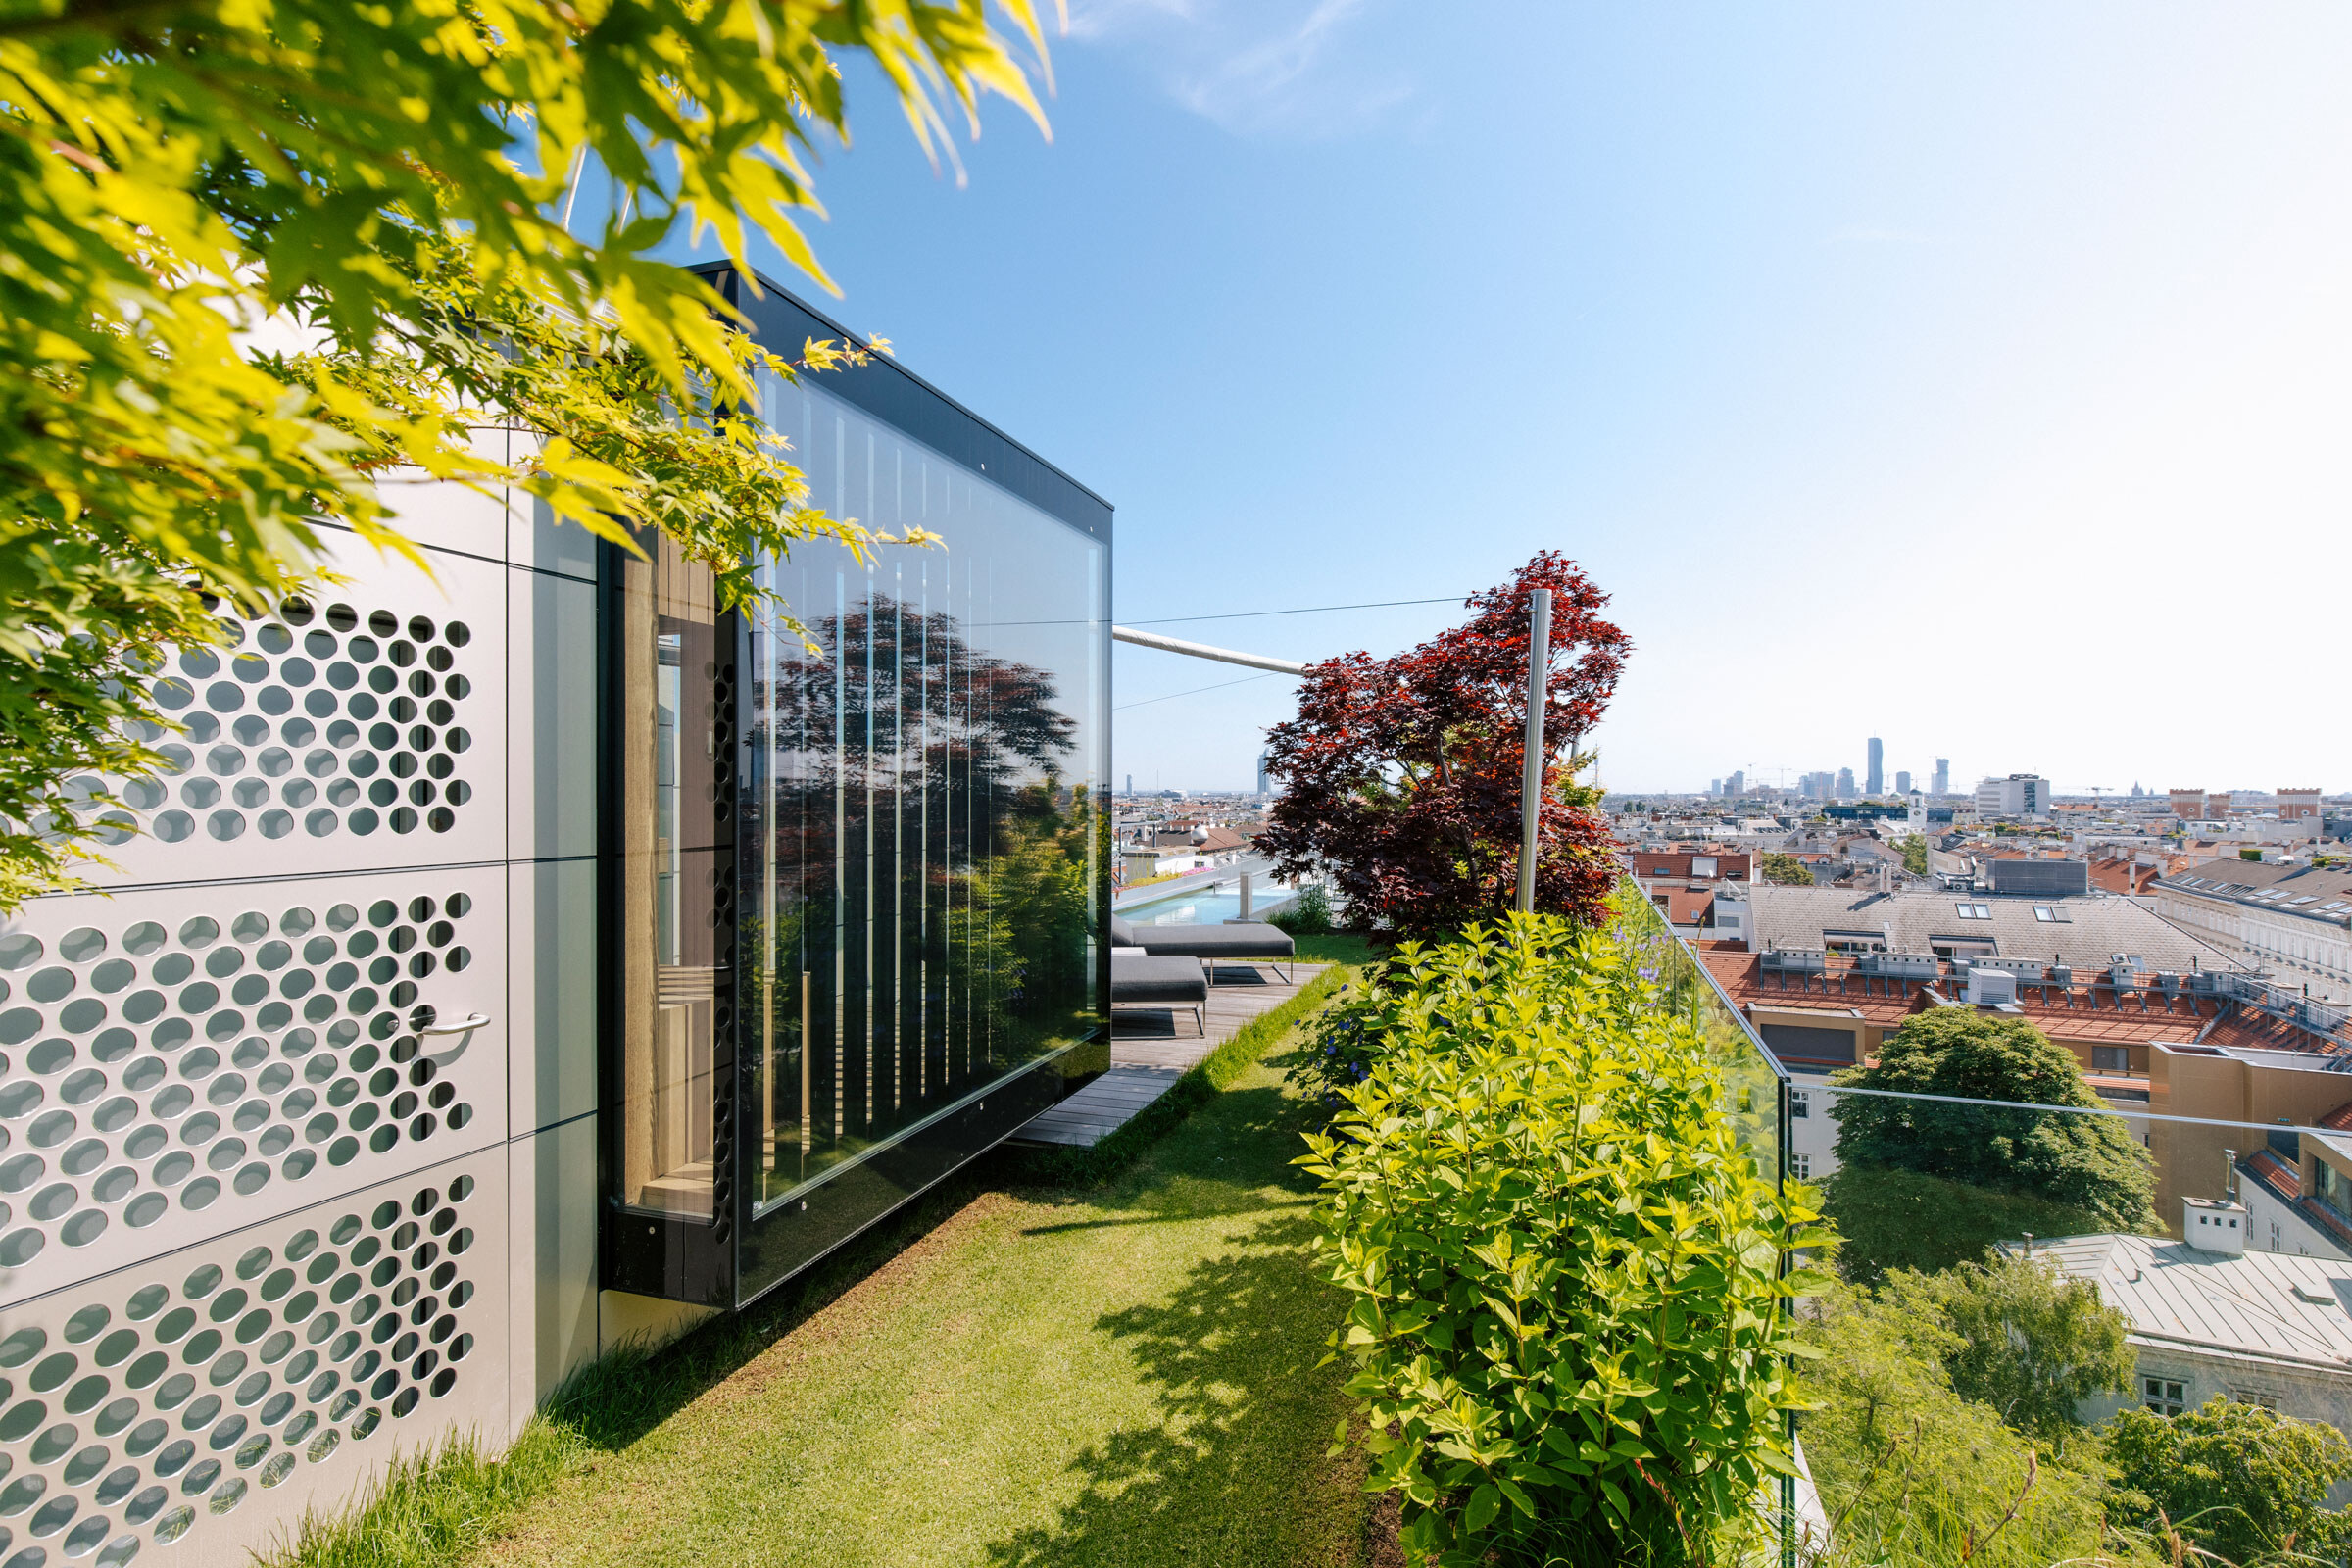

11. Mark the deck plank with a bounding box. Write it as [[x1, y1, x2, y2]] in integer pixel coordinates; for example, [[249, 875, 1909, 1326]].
[[1007, 962, 1331, 1149]]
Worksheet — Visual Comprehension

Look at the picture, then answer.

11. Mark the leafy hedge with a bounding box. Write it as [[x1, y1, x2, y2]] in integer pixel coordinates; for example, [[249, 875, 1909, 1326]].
[[1299, 914, 1827, 1566]]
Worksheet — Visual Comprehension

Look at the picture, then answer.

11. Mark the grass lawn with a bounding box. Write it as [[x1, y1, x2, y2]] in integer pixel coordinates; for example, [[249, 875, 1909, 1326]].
[[292, 979, 1373, 1568], [1293, 932, 1383, 966]]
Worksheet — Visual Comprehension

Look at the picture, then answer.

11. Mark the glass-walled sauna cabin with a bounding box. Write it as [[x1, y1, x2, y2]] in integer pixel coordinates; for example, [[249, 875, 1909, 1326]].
[[602, 268, 1112, 1305]]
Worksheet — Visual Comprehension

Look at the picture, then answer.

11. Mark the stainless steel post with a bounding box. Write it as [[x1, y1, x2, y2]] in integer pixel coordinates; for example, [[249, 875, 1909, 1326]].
[[1516, 589, 1552, 914]]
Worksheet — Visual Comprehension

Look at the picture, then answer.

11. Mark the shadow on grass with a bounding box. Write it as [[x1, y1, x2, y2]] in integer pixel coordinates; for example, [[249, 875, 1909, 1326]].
[[982, 1204, 1359, 1568], [269, 1168, 1001, 1568], [275, 981, 1355, 1568], [982, 1056, 1364, 1568]]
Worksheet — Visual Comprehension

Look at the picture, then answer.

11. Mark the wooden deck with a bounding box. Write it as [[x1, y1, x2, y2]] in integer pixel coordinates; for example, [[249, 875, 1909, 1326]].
[[1012, 962, 1330, 1147]]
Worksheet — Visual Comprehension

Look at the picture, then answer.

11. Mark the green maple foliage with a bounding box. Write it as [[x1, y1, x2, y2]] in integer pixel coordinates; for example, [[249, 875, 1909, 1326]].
[[0, 0, 1052, 905]]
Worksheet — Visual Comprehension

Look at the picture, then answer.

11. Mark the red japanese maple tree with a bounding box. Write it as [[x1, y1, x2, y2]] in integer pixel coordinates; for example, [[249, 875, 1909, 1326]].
[[1256, 554, 1630, 938]]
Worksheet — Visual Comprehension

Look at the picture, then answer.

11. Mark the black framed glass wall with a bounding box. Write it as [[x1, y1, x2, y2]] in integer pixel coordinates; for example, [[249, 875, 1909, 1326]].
[[601, 270, 1111, 1306], [730, 368, 1108, 1303]]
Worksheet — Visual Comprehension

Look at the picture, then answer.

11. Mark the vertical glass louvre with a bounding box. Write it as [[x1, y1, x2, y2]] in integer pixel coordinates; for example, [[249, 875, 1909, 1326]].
[[737, 368, 1106, 1298]]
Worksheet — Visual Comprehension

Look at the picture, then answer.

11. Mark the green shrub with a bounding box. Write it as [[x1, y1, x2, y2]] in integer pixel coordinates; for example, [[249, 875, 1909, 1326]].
[[2105, 1396, 2352, 1565], [1794, 1282, 2134, 1568], [1269, 881, 1335, 936], [1298, 913, 1828, 1567]]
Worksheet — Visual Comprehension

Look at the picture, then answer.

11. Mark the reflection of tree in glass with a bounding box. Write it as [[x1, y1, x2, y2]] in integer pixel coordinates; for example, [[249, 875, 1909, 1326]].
[[753, 594, 1090, 1038], [977, 779, 1097, 1020], [1827, 1009, 2160, 1281], [758, 594, 1076, 798]]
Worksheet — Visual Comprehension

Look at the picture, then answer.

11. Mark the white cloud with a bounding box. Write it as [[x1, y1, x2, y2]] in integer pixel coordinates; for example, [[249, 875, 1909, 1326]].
[[1066, 0, 1413, 137]]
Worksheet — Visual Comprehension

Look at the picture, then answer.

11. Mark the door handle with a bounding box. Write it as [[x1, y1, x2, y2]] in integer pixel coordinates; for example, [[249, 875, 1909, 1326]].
[[421, 1012, 493, 1036]]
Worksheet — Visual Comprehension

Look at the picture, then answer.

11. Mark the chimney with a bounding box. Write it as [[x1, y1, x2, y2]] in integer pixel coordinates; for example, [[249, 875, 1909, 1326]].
[[2183, 1193, 2248, 1256]]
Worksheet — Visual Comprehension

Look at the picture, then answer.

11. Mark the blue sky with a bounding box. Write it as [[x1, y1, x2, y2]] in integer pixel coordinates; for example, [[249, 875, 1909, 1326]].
[[679, 2, 2352, 797]]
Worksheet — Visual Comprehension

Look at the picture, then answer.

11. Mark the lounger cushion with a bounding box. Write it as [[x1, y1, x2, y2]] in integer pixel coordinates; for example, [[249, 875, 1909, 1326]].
[[1109, 914, 1143, 948], [1108, 950, 1208, 1004], [1129, 922, 1295, 961]]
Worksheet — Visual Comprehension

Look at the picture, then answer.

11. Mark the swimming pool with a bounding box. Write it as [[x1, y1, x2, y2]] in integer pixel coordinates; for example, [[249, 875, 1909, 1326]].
[[1119, 882, 1292, 926]]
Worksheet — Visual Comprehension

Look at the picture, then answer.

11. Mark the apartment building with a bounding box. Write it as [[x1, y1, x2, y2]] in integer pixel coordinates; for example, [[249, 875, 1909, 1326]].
[[2152, 859, 2352, 1004], [2021, 1227, 2352, 1459], [1974, 773, 2050, 820], [1628, 848, 1752, 931], [2170, 788, 2236, 820]]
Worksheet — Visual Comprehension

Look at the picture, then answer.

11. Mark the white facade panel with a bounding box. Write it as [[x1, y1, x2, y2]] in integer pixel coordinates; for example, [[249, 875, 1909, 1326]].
[[71, 533, 509, 892], [0, 1147, 507, 1568], [506, 567, 599, 863], [505, 1121, 597, 1429], [0, 869, 509, 1309], [508, 495, 600, 583], [372, 466, 510, 564]]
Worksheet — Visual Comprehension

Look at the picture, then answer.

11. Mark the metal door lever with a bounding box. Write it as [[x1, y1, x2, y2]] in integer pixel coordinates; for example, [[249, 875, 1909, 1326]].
[[420, 1012, 492, 1036]]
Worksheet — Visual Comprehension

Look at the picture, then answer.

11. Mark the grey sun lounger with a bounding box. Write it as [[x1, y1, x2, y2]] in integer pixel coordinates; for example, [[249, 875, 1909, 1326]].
[[1110, 914, 1294, 985], [1109, 950, 1208, 1034]]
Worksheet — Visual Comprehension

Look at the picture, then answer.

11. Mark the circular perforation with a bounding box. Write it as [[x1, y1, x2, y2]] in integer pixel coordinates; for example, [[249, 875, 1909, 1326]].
[[0, 1175, 480, 1563], [0, 899, 478, 1269], [68, 602, 474, 851]]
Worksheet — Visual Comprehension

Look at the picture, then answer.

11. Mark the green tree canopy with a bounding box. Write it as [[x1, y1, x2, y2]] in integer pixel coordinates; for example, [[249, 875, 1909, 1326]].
[[1759, 851, 1814, 886], [1794, 1281, 2126, 1568], [1, 0, 1051, 906], [1830, 1008, 2159, 1238], [1884, 1257, 2132, 1448], [1901, 835, 1929, 876], [1822, 1165, 2117, 1285], [2105, 1397, 2352, 1565]]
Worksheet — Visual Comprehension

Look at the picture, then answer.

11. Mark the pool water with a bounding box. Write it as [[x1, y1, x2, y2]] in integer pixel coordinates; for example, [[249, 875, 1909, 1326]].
[[1120, 883, 1289, 926]]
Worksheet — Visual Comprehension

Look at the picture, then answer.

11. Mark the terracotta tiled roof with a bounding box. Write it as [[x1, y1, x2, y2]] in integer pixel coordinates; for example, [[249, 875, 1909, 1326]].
[[1701, 949, 2225, 1048], [1631, 850, 1752, 880], [2319, 1101, 2352, 1132], [2087, 857, 2162, 896], [2242, 1149, 2303, 1200], [2198, 1011, 2352, 1056], [1660, 887, 1715, 926]]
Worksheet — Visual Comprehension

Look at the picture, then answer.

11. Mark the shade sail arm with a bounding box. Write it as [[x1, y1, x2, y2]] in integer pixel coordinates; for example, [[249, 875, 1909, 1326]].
[[1110, 625, 1308, 675]]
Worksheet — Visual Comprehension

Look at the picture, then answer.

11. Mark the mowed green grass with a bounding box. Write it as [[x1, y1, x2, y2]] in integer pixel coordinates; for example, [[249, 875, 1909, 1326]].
[[467, 1040, 1368, 1568]]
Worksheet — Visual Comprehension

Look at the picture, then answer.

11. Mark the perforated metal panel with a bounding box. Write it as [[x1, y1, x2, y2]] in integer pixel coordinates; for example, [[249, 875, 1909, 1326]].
[[0, 871, 507, 1309], [0, 1149, 506, 1567], [64, 535, 507, 892]]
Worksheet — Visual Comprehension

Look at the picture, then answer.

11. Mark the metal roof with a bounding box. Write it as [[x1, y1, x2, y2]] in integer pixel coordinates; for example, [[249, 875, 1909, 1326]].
[[2020, 1233, 2352, 1370], [1744, 886, 2245, 973], [2159, 860, 2352, 924]]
